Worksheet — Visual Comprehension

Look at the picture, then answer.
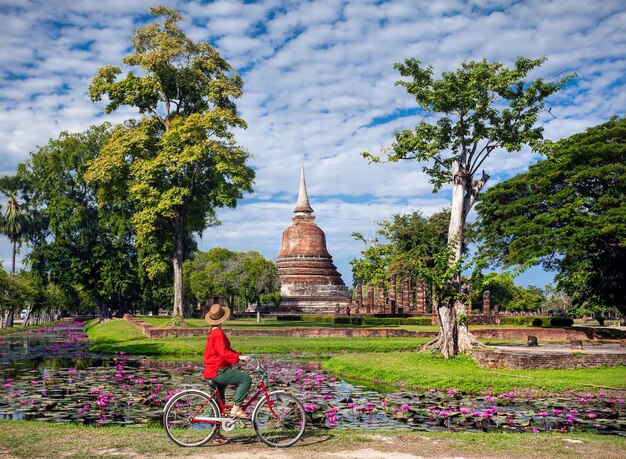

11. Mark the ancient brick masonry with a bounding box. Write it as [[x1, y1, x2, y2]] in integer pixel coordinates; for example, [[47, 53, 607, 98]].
[[275, 164, 350, 314]]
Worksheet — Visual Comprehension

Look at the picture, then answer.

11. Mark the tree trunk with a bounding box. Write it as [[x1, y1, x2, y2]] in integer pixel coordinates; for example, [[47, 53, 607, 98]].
[[23, 305, 33, 326], [11, 240, 16, 276], [6, 307, 14, 328], [172, 215, 185, 318], [96, 299, 112, 323], [424, 161, 482, 357]]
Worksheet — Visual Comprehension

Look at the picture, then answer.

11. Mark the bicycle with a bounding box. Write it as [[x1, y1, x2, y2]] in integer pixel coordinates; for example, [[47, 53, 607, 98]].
[[163, 355, 307, 448]]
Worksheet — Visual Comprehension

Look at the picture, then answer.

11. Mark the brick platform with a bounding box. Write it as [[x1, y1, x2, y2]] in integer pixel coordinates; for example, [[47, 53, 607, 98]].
[[471, 344, 626, 369]]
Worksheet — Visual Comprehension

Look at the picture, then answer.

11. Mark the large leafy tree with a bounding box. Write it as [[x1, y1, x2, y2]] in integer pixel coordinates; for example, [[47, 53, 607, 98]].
[[184, 248, 280, 312], [86, 7, 254, 318], [476, 116, 626, 320], [19, 124, 139, 322], [364, 57, 572, 357], [351, 209, 450, 311], [238, 252, 281, 310]]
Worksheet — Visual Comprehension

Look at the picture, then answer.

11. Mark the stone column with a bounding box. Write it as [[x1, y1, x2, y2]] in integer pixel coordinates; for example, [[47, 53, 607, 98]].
[[401, 279, 410, 314], [378, 282, 385, 314], [366, 284, 374, 315], [416, 279, 426, 314], [483, 290, 491, 315], [389, 274, 396, 316], [355, 283, 363, 314]]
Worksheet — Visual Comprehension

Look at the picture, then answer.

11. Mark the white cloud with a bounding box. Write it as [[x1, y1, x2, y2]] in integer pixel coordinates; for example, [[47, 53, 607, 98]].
[[1, 0, 625, 288]]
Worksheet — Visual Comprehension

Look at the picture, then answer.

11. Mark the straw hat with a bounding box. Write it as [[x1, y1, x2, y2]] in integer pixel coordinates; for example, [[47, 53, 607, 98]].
[[205, 304, 231, 326]]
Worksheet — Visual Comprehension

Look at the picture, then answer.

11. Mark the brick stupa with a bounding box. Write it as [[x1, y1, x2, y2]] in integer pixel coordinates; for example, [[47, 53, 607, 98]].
[[276, 164, 350, 314]]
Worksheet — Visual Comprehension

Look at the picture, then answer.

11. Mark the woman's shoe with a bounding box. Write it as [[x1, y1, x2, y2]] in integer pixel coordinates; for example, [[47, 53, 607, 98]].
[[230, 407, 250, 419], [212, 432, 230, 445]]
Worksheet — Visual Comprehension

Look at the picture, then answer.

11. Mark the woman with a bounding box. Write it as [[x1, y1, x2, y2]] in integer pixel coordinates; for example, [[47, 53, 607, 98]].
[[202, 304, 252, 443]]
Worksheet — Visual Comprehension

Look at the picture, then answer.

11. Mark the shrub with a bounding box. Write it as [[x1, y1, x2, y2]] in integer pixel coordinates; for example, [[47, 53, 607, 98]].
[[498, 316, 550, 327], [276, 315, 302, 321], [550, 317, 574, 327], [275, 315, 433, 326]]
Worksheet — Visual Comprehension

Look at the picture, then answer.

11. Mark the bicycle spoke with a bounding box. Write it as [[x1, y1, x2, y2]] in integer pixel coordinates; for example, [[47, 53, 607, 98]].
[[253, 392, 306, 447], [163, 390, 219, 447]]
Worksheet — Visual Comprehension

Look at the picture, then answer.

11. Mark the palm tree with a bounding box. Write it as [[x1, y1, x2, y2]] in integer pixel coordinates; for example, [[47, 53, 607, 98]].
[[0, 175, 29, 327]]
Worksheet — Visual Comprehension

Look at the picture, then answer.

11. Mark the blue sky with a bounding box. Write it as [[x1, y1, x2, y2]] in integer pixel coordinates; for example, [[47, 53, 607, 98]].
[[1, 0, 625, 289]]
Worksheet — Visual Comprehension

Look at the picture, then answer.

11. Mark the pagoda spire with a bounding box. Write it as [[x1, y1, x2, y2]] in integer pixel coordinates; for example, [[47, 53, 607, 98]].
[[294, 161, 314, 214]]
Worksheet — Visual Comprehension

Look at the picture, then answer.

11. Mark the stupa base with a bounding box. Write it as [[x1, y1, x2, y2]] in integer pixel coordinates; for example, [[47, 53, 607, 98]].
[[277, 296, 351, 315]]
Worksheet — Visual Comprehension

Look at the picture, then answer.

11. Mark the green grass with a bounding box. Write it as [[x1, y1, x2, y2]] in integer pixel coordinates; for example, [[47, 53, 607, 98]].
[[0, 420, 625, 459], [86, 319, 428, 356], [324, 351, 626, 394], [137, 315, 442, 329]]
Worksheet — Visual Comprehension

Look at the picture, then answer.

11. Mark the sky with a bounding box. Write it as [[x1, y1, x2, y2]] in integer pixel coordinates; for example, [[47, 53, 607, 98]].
[[1, 0, 625, 289]]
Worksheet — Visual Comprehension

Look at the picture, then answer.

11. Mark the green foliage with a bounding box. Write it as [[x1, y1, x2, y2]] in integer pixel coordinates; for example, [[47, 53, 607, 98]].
[[86, 7, 255, 316], [351, 209, 449, 287], [476, 117, 626, 317], [498, 316, 550, 327], [183, 248, 280, 311], [0, 175, 30, 282], [17, 124, 139, 319], [471, 271, 545, 313], [364, 56, 573, 190], [549, 317, 574, 327]]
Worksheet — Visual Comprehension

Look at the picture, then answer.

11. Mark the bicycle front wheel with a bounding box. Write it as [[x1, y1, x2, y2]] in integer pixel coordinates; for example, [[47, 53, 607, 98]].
[[163, 389, 219, 447], [252, 391, 307, 447]]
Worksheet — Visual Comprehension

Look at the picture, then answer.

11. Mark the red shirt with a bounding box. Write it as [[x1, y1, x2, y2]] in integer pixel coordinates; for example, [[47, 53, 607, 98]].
[[202, 327, 240, 379]]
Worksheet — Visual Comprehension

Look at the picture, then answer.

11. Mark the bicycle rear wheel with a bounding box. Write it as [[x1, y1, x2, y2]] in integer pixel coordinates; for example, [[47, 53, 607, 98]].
[[163, 389, 219, 447], [252, 391, 306, 447]]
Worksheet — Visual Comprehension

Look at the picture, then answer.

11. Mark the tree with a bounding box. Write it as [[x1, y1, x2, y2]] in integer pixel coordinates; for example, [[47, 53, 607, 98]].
[[364, 57, 572, 357], [238, 252, 281, 310], [184, 247, 238, 307], [19, 124, 139, 322], [184, 248, 280, 312], [351, 209, 452, 312], [476, 116, 626, 321], [0, 175, 30, 326], [86, 7, 255, 318]]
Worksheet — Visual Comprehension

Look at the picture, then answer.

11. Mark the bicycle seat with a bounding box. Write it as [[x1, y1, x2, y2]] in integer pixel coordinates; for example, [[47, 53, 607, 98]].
[[206, 380, 219, 390]]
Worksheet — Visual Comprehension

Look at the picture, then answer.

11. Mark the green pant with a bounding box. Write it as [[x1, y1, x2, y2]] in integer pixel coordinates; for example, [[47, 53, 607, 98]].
[[211, 367, 252, 405]]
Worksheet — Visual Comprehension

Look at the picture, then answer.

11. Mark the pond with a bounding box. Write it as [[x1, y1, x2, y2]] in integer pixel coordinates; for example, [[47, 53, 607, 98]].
[[1, 322, 624, 436]]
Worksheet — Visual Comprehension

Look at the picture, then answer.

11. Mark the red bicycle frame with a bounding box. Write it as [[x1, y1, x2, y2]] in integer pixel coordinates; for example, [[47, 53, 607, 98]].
[[192, 379, 278, 426]]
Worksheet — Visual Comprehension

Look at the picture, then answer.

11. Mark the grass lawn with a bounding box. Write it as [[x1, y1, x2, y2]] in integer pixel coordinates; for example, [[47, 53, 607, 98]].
[[1, 420, 625, 459], [138, 315, 444, 330], [324, 352, 626, 394], [85, 319, 428, 356]]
